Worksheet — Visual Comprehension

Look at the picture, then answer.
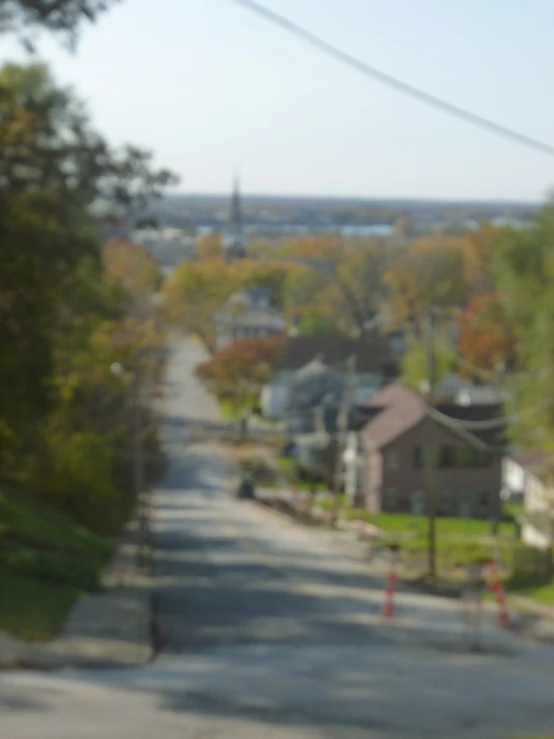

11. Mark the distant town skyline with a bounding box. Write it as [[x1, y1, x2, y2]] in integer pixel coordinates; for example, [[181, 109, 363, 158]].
[[1, 0, 554, 201]]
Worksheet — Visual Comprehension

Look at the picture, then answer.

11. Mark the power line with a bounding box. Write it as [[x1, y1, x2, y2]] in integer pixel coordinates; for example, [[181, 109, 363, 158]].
[[433, 396, 553, 432], [226, 0, 554, 158]]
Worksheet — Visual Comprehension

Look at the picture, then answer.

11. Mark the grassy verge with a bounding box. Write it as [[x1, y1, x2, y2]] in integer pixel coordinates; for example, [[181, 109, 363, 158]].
[[0, 572, 77, 641], [0, 488, 113, 640], [505, 574, 554, 606]]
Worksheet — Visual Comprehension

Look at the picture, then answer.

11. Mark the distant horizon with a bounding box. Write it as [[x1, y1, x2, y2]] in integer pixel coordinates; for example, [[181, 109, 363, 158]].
[[167, 191, 543, 207]]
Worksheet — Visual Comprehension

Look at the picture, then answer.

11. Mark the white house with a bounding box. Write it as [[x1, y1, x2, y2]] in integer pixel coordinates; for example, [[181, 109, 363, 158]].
[[260, 363, 383, 420], [506, 450, 554, 550], [260, 371, 293, 419]]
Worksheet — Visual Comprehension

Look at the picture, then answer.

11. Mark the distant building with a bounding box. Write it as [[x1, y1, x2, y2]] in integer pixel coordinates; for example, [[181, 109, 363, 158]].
[[504, 450, 554, 549], [214, 286, 285, 349], [260, 332, 401, 421]]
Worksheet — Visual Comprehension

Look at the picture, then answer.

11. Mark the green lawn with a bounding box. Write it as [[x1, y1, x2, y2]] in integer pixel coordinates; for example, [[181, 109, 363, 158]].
[[506, 575, 554, 606], [342, 510, 515, 538], [0, 572, 77, 641], [0, 490, 111, 559], [0, 488, 113, 640]]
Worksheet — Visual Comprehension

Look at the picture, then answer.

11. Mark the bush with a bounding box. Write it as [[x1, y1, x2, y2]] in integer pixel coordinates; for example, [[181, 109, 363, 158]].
[[31, 426, 122, 535]]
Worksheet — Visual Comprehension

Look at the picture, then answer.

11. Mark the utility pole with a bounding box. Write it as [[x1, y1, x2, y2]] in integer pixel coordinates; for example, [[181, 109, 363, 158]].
[[330, 355, 357, 527], [423, 310, 438, 578], [133, 365, 147, 570]]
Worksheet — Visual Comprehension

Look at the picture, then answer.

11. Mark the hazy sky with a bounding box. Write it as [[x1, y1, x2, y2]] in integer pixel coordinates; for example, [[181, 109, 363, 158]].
[[2, 0, 554, 200]]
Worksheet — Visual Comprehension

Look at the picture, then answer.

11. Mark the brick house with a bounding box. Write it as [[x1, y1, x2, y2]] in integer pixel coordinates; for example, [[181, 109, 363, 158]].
[[351, 384, 504, 519]]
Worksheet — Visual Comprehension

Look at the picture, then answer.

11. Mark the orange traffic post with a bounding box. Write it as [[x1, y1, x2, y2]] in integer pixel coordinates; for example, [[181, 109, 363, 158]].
[[488, 559, 510, 628]]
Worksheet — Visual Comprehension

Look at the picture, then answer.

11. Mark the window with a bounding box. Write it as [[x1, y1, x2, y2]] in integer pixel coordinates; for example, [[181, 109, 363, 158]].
[[438, 446, 456, 469], [456, 447, 472, 468], [387, 450, 399, 471], [386, 486, 398, 511], [456, 447, 493, 468], [411, 490, 426, 516], [479, 491, 490, 508], [412, 445, 424, 469]]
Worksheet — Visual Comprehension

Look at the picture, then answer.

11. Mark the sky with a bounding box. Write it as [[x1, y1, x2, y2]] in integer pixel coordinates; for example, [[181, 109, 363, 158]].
[[1, 0, 554, 200]]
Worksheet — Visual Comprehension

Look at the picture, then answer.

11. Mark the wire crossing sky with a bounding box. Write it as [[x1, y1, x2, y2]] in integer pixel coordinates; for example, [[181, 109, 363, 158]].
[[226, 0, 554, 158]]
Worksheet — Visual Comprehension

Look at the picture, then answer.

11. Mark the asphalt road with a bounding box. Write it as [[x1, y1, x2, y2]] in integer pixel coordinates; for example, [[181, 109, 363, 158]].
[[2, 336, 554, 739]]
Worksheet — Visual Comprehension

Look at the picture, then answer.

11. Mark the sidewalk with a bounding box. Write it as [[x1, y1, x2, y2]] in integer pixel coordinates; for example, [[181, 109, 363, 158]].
[[0, 522, 153, 670]]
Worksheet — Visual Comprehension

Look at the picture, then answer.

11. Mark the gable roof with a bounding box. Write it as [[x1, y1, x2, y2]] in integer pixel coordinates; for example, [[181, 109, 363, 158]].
[[361, 382, 503, 451], [362, 384, 427, 448], [277, 333, 400, 376]]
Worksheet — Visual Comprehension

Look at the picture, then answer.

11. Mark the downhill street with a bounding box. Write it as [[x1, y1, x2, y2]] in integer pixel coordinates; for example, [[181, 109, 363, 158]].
[[1, 336, 554, 739]]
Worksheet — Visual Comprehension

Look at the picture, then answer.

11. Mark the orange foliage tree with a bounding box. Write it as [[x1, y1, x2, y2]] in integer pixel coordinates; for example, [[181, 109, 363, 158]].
[[457, 291, 517, 375], [195, 334, 286, 413]]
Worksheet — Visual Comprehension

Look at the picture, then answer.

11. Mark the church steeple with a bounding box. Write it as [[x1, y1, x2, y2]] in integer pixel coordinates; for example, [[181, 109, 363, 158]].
[[230, 176, 242, 236], [225, 174, 246, 262]]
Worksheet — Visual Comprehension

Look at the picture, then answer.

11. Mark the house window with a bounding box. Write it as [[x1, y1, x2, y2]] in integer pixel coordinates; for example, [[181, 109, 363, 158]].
[[458, 499, 472, 518], [440, 488, 452, 515], [411, 490, 426, 516], [456, 447, 472, 468], [438, 446, 456, 469], [386, 486, 398, 511], [412, 445, 424, 469], [456, 447, 493, 469], [479, 491, 490, 508], [387, 450, 399, 471]]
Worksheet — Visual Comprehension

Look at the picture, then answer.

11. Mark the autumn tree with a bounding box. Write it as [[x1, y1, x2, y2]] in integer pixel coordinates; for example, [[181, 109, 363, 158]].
[[196, 233, 223, 260], [463, 225, 504, 292], [279, 236, 390, 336], [195, 335, 286, 415], [162, 259, 238, 354], [0, 62, 174, 531], [384, 237, 469, 336], [103, 238, 161, 316], [457, 291, 517, 376]]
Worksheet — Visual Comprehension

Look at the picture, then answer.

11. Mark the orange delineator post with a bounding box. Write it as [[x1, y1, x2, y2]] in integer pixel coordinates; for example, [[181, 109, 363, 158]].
[[488, 559, 510, 628], [382, 565, 397, 618]]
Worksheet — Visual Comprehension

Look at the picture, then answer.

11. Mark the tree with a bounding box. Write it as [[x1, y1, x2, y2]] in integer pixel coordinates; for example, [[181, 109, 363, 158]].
[[196, 233, 223, 260], [0, 62, 174, 531], [196, 335, 286, 414], [0, 63, 174, 432], [463, 225, 504, 292], [401, 331, 456, 392], [457, 291, 517, 376], [102, 238, 161, 316], [162, 259, 238, 354], [384, 237, 469, 336], [280, 236, 390, 336], [0, 0, 118, 47], [493, 202, 554, 448]]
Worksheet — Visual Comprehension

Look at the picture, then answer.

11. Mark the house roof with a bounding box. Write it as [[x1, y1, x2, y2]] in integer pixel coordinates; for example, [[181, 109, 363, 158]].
[[511, 449, 554, 480], [230, 309, 285, 330], [361, 383, 504, 451], [362, 384, 427, 448], [277, 333, 400, 376]]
